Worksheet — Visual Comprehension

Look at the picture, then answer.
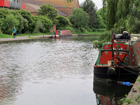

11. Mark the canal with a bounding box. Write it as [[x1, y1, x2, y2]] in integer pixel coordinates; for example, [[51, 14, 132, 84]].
[[0, 38, 132, 105]]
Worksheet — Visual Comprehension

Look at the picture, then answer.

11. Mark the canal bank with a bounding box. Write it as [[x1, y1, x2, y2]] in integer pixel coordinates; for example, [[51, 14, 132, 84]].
[[0, 35, 52, 44], [124, 75, 140, 105], [0, 34, 99, 44]]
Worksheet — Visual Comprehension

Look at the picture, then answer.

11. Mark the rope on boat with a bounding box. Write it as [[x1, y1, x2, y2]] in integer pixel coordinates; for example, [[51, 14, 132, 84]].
[[119, 66, 139, 75]]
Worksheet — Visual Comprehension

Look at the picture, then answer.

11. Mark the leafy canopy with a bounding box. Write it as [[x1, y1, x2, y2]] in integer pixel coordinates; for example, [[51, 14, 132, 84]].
[[69, 8, 89, 29], [37, 4, 58, 21], [80, 0, 97, 28], [56, 16, 71, 28]]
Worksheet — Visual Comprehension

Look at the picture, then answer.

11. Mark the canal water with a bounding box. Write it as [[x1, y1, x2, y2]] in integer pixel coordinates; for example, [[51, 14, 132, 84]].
[[0, 38, 131, 105]]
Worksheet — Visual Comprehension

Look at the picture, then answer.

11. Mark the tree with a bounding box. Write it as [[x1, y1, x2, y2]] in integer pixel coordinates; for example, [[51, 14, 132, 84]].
[[37, 4, 58, 21], [56, 16, 71, 28], [96, 8, 106, 26], [69, 8, 89, 29], [19, 10, 37, 33], [0, 8, 9, 18], [96, 14, 106, 28], [38, 16, 53, 33], [1, 14, 20, 34], [80, 0, 97, 28]]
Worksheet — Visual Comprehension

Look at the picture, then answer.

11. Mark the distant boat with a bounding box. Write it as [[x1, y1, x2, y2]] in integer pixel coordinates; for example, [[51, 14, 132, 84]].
[[52, 30, 72, 38], [94, 31, 140, 82]]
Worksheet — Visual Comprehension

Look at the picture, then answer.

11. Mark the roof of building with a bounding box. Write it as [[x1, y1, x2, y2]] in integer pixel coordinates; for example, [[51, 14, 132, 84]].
[[26, 3, 67, 17], [23, 0, 79, 16], [24, 0, 79, 8]]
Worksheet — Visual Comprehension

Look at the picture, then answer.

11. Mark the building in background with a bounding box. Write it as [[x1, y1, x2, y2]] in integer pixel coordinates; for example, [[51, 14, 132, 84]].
[[0, 0, 26, 10], [24, 0, 79, 17]]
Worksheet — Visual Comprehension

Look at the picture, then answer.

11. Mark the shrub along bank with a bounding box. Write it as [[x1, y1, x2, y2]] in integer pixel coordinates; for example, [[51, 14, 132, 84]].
[[0, 3, 106, 39], [0, 4, 71, 36]]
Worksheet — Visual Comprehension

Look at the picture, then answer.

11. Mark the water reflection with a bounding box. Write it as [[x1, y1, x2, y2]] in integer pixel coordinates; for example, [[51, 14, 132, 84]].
[[0, 39, 98, 105], [93, 77, 132, 105]]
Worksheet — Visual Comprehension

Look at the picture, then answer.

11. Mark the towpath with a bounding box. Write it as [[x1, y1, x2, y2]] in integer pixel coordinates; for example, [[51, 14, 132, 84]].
[[0, 35, 52, 44], [124, 76, 140, 105], [0, 34, 98, 44]]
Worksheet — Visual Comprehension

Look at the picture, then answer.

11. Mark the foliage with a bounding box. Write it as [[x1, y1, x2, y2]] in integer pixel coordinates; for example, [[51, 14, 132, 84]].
[[37, 4, 58, 21], [1, 14, 20, 34], [80, 0, 97, 28], [103, 0, 118, 30], [0, 8, 9, 18], [0, 8, 56, 34], [119, 94, 132, 104], [38, 16, 53, 33], [135, 95, 140, 103], [36, 20, 43, 33], [102, 0, 140, 33], [69, 8, 89, 29], [19, 10, 37, 33], [96, 8, 106, 24], [94, 0, 140, 46], [137, 78, 140, 82], [96, 14, 106, 29], [93, 31, 111, 46], [56, 16, 71, 28], [16, 15, 28, 34]]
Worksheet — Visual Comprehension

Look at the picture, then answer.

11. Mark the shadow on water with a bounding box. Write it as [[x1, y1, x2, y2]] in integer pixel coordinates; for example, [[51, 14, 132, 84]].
[[93, 77, 132, 105]]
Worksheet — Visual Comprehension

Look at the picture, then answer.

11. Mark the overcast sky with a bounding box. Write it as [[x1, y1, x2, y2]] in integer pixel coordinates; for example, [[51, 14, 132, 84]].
[[79, 0, 102, 10]]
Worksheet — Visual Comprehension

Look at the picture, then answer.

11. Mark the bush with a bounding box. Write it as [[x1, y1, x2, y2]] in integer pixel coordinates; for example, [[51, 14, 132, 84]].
[[1, 14, 20, 34], [56, 16, 71, 28], [16, 15, 28, 34], [38, 16, 53, 33], [69, 8, 89, 29], [37, 4, 58, 21], [0, 8, 9, 18], [36, 20, 43, 33], [20, 10, 37, 33], [93, 31, 111, 46]]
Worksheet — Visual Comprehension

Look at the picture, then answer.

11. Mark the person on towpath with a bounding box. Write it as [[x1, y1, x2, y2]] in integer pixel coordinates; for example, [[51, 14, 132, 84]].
[[13, 27, 17, 38]]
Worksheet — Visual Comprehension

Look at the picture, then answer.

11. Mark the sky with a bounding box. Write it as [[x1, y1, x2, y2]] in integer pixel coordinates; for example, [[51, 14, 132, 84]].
[[79, 0, 103, 10]]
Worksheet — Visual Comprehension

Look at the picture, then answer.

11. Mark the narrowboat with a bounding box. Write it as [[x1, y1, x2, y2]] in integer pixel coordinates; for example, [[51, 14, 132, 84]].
[[94, 31, 140, 82], [52, 30, 72, 38]]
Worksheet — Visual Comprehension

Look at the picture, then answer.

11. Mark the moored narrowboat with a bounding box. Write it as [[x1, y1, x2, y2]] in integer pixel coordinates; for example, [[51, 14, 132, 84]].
[[52, 30, 72, 38], [94, 31, 140, 82]]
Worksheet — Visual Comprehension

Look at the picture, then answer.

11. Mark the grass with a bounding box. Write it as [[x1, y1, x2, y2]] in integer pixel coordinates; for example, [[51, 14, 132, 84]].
[[0, 34, 13, 38], [57, 26, 106, 35], [18, 32, 52, 36], [0, 32, 52, 38], [119, 94, 132, 104], [28, 37, 38, 39]]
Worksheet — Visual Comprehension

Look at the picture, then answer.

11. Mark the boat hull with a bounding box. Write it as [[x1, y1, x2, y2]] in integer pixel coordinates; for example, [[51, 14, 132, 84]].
[[52, 35, 72, 38], [94, 66, 138, 82]]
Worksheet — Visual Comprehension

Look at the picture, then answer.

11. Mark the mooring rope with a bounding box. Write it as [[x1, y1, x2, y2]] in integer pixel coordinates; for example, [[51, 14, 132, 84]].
[[119, 66, 139, 75]]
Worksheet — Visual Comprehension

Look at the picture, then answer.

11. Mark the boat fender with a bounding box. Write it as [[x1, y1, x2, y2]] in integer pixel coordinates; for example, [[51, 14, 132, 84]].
[[107, 67, 115, 76], [117, 81, 133, 86], [122, 82, 130, 86]]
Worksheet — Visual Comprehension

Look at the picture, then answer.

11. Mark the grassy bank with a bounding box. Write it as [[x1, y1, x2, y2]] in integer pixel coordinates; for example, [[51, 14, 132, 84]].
[[0, 34, 13, 38], [0, 32, 52, 38], [0, 31, 103, 39]]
